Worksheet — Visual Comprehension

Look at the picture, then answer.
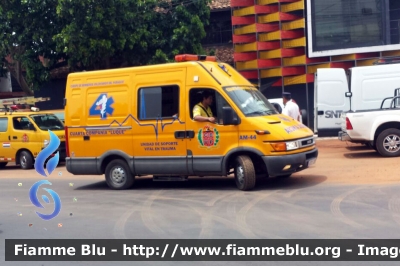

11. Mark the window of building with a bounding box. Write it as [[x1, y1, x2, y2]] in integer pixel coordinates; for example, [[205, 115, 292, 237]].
[[138, 85, 179, 120], [203, 10, 232, 45], [311, 0, 385, 52], [0, 117, 8, 132], [390, 0, 400, 44]]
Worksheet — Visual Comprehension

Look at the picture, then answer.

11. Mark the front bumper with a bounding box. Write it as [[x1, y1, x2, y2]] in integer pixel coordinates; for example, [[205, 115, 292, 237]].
[[338, 131, 351, 141], [262, 148, 318, 177]]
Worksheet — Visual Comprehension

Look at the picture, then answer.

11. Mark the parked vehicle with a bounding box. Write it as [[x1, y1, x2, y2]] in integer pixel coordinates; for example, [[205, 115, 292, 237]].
[[0, 97, 66, 169], [314, 63, 400, 137], [64, 54, 318, 191], [339, 89, 400, 157]]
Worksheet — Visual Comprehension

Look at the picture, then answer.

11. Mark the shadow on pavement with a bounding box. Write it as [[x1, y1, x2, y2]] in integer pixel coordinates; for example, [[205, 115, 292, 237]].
[[343, 152, 385, 159], [345, 145, 373, 151], [75, 174, 327, 192]]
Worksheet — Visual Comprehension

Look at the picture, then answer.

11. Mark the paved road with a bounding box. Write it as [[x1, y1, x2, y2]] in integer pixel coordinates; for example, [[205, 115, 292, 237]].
[[1, 139, 400, 266]]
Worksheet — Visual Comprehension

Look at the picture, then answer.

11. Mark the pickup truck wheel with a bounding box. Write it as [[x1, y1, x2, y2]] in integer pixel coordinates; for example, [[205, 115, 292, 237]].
[[105, 159, 135, 190], [234, 155, 256, 191], [376, 129, 400, 157], [19, 151, 33, 169], [0, 162, 7, 169]]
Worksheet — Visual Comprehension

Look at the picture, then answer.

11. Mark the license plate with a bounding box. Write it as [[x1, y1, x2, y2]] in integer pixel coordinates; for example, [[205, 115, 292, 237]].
[[307, 158, 316, 166]]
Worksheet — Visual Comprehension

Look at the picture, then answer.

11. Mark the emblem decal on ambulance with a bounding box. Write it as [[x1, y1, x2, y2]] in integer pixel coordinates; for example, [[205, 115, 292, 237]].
[[197, 124, 220, 149], [89, 94, 115, 119]]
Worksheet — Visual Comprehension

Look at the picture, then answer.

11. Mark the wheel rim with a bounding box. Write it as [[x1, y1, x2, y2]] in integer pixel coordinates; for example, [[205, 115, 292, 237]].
[[236, 165, 244, 185], [110, 166, 126, 185], [21, 155, 27, 167], [383, 134, 400, 153]]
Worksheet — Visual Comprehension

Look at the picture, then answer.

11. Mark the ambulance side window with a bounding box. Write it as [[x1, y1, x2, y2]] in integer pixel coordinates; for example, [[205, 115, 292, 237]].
[[0, 117, 8, 132], [189, 88, 234, 125], [138, 85, 179, 120], [215, 92, 234, 125]]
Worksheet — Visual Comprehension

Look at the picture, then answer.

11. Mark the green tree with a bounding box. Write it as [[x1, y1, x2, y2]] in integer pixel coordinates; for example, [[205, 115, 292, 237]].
[[0, 0, 63, 96], [0, 0, 212, 94], [54, 0, 211, 70]]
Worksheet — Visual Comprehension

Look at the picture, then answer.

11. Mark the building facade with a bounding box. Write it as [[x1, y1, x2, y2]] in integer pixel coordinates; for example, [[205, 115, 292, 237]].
[[229, 0, 400, 128]]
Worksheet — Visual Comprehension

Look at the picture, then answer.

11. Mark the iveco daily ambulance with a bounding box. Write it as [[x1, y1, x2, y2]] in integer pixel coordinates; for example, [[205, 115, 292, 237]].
[[64, 55, 318, 191]]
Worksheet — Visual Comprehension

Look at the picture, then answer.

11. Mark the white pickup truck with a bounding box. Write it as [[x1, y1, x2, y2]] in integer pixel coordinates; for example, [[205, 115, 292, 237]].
[[338, 92, 400, 157]]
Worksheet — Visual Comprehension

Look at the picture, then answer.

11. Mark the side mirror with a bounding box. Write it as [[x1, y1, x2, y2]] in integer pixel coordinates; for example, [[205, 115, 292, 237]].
[[28, 123, 36, 131], [222, 106, 240, 125], [271, 103, 282, 114], [345, 92, 352, 97]]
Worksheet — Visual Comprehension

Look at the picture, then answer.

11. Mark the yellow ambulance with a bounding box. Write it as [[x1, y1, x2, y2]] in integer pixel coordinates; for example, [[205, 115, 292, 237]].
[[64, 54, 318, 190], [0, 102, 66, 169]]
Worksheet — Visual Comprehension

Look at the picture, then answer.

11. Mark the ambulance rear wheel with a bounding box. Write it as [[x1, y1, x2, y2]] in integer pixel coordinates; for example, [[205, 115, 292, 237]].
[[19, 151, 33, 170], [0, 162, 7, 169], [105, 159, 135, 190], [234, 155, 256, 191]]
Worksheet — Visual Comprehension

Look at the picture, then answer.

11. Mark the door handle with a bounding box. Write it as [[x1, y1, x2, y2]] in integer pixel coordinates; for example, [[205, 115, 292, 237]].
[[318, 111, 324, 115], [8, 136, 10, 141], [174, 131, 186, 139], [175, 130, 195, 139], [12, 136, 17, 139], [186, 130, 195, 139]]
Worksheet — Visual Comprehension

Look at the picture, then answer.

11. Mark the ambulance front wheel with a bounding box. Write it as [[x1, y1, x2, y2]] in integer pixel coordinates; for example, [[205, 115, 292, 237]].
[[105, 159, 135, 190], [234, 155, 256, 191]]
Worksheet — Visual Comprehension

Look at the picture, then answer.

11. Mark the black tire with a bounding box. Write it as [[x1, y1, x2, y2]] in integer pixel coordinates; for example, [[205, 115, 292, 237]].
[[376, 128, 400, 157], [234, 155, 256, 191], [277, 174, 292, 179], [0, 162, 7, 169], [105, 159, 135, 190], [19, 151, 33, 170]]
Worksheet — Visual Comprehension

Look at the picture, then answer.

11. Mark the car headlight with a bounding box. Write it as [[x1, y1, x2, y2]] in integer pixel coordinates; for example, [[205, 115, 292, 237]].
[[44, 140, 49, 147], [269, 141, 299, 151], [286, 141, 299, 151]]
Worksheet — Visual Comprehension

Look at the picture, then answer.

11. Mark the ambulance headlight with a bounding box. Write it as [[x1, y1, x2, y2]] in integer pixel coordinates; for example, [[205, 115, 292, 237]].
[[286, 141, 299, 151]]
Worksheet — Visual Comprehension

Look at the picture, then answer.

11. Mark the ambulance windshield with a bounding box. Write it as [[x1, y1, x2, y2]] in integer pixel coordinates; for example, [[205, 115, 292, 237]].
[[223, 86, 278, 117], [30, 114, 64, 131]]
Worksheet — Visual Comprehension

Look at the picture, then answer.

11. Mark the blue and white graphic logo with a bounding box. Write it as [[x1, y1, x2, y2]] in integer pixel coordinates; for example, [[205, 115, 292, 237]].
[[34, 130, 60, 177], [89, 93, 115, 119], [31, 130, 61, 220], [29, 180, 61, 220]]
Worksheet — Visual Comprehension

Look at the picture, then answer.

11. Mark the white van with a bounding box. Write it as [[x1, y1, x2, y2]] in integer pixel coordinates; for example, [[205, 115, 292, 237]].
[[314, 63, 400, 137]]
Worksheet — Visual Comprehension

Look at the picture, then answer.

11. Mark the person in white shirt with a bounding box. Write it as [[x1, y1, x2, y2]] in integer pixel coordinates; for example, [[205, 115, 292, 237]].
[[282, 92, 301, 123]]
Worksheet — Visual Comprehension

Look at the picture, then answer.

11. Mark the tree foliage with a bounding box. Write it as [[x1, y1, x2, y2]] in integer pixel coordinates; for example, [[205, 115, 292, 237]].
[[0, 0, 62, 95], [0, 0, 212, 95]]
